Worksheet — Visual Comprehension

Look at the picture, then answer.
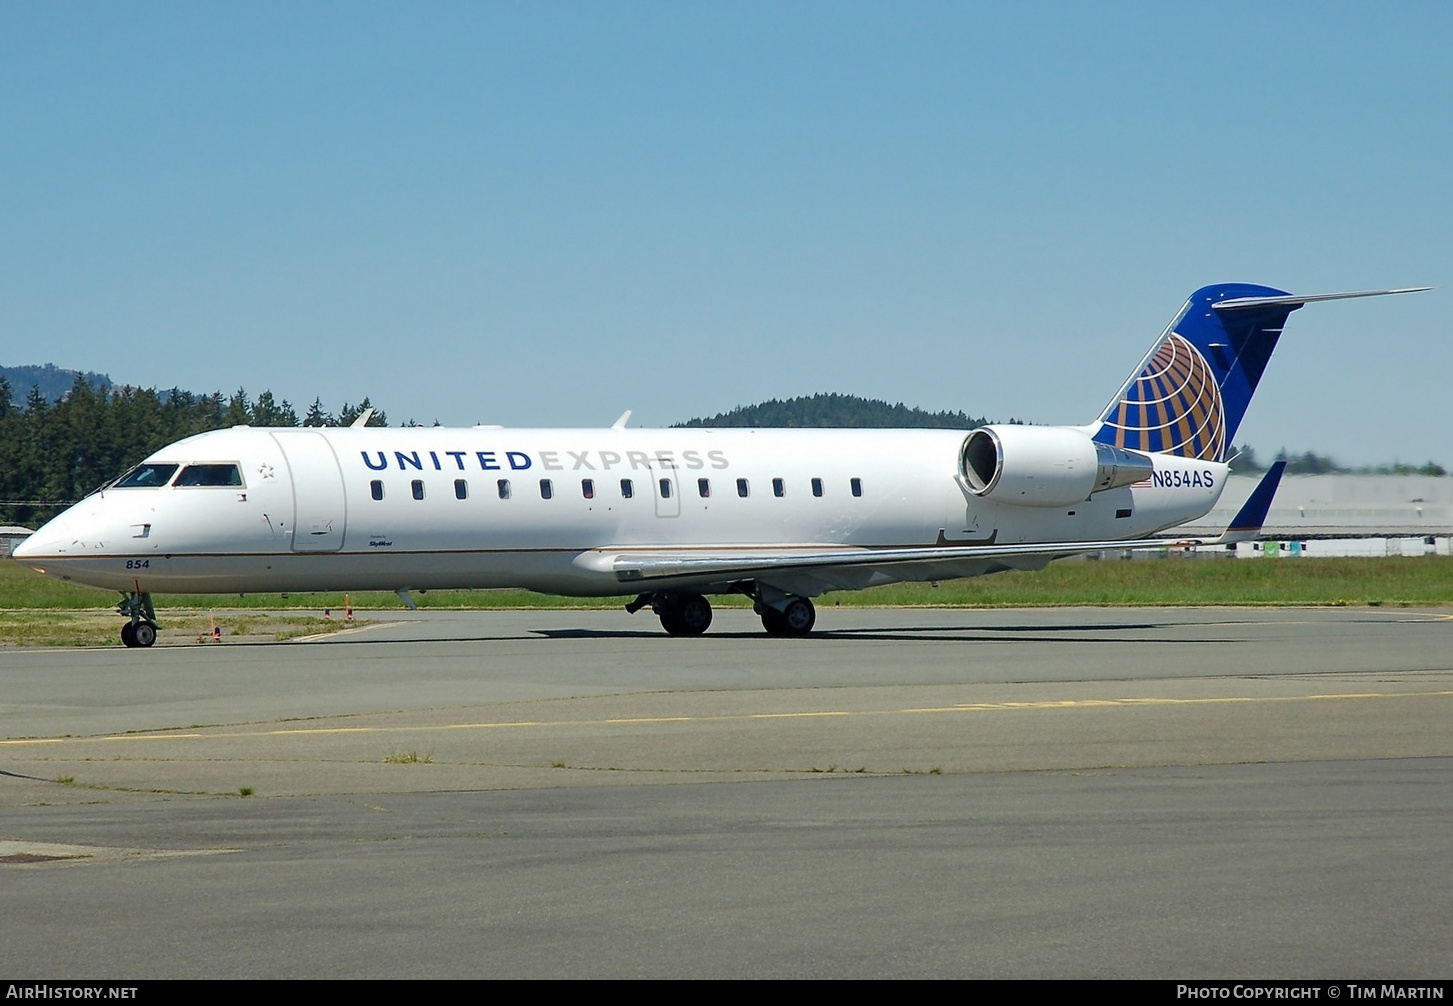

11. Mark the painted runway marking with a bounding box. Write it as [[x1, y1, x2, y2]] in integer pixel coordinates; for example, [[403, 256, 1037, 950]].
[[295, 621, 411, 642], [3, 689, 1452, 747]]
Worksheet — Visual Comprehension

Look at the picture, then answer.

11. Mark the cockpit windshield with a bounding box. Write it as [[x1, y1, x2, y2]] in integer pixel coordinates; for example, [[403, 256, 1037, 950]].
[[174, 463, 244, 487], [111, 463, 180, 488]]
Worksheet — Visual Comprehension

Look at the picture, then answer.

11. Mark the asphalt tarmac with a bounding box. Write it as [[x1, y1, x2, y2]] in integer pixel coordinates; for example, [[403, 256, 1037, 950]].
[[2, 606, 1451, 978]]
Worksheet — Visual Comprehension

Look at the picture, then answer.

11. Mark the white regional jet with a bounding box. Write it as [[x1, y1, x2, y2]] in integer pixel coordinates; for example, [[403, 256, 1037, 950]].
[[15, 283, 1426, 647]]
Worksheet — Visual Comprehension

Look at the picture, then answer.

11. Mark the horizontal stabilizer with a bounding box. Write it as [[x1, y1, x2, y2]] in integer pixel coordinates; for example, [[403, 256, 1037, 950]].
[[1213, 287, 1430, 312], [1213, 461, 1287, 544]]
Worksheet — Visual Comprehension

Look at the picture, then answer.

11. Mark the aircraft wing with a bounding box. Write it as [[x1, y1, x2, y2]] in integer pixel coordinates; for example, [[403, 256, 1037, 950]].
[[577, 462, 1288, 589], [592, 535, 1200, 585]]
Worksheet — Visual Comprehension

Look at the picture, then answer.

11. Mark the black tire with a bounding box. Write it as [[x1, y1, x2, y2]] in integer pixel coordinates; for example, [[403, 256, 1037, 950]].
[[760, 607, 787, 635], [133, 621, 158, 648], [677, 594, 712, 634], [120, 622, 138, 647], [780, 597, 815, 635], [762, 597, 815, 636], [660, 593, 712, 636]]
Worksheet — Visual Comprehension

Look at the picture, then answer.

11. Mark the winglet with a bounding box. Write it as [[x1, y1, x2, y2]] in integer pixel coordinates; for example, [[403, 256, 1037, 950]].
[[350, 408, 375, 428], [612, 410, 632, 430], [1213, 461, 1287, 544]]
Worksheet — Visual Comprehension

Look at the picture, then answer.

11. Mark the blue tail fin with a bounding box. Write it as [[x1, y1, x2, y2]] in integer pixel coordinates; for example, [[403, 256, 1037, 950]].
[[1092, 283, 1296, 462], [1093, 284, 1427, 463]]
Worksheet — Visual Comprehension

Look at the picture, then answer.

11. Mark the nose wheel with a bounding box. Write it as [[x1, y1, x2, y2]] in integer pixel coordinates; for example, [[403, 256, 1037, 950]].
[[120, 620, 158, 648], [118, 591, 159, 648]]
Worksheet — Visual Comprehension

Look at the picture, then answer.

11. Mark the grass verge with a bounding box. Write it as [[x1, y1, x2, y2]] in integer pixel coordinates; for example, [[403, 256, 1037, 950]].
[[0, 606, 359, 647]]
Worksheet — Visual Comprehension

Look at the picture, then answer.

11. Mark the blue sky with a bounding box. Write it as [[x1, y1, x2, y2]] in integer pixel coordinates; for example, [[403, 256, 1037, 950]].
[[3, 1, 1448, 465]]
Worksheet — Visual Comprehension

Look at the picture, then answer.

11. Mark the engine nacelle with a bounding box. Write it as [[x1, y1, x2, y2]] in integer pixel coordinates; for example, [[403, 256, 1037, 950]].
[[960, 425, 1155, 507]]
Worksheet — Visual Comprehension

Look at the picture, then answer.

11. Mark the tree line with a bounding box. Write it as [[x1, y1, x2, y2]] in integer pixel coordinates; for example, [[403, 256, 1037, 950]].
[[0, 374, 385, 526], [1228, 443, 1446, 477]]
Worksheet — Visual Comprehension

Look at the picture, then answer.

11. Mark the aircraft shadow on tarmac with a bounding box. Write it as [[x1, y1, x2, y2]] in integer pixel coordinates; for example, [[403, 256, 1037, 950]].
[[528, 622, 1233, 645], [149, 618, 1243, 648], [218, 620, 1226, 646]]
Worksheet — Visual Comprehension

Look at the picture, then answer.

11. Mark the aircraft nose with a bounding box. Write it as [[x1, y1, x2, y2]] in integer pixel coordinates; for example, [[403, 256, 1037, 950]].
[[11, 513, 71, 560]]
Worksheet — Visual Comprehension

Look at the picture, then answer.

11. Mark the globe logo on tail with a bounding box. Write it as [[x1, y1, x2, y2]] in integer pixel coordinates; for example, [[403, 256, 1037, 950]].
[[1099, 333, 1225, 461]]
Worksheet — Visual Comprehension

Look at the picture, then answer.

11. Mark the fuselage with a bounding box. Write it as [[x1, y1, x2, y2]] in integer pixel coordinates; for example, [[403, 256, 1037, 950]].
[[15, 424, 1226, 597]]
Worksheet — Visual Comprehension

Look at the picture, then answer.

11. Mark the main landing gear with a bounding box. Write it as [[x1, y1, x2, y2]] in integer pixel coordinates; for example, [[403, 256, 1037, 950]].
[[757, 595, 816, 636], [118, 591, 159, 648], [626, 591, 714, 636], [625, 587, 817, 637]]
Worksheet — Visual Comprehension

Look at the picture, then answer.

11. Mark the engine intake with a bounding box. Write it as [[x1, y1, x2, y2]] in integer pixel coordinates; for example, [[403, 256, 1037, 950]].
[[960, 426, 1154, 507]]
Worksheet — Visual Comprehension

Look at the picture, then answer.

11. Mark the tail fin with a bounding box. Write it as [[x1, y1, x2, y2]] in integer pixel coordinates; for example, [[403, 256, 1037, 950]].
[[1091, 284, 1428, 463]]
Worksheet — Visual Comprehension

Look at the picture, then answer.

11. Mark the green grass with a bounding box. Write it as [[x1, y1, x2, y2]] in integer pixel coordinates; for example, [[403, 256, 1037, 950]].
[[383, 750, 433, 764], [839, 554, 1453, 608], [4, 554, 1452, 614], [0, 608, 356, 646]]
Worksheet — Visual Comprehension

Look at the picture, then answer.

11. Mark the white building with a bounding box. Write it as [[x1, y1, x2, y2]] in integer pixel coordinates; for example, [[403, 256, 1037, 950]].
[[1178, 475, 1453, 557], [0, 526, 34, 558]]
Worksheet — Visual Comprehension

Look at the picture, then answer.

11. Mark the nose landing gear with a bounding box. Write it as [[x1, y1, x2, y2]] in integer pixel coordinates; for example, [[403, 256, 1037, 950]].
[[118, 591, 159, 648]]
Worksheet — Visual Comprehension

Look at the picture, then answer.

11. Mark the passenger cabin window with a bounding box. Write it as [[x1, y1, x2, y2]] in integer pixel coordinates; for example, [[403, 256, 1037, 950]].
[[698, 478, 711, 498], [736, 478, 749, 498], [539, 479, 553, 500], [411, 480, 425, 500], [112, 464, 179, 488], [620, 478, 634, 499], [454, 479, 468, 500], [497, 479, 511, 500], [174, 463, 243, 487], [811, 477, 824, 498], [370, 480, 384, 501], [850, 477, 863, 497], [772, 477, 785, 498], [658, 478, 672, 500], [582, 478, 595, 499]]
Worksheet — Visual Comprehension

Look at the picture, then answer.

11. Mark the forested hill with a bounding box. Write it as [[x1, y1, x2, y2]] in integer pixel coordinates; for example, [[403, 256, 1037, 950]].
[[676, 393, 1006, 429], [676, 397, 1447, 476], [1, 364, 111, 403]]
